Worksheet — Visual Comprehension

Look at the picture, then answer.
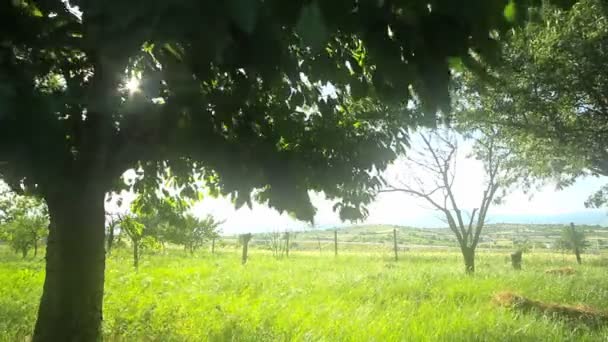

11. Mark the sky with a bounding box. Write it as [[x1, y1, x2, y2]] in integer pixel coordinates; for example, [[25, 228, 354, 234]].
[[183, 136, 608, 235], [105, 133, 608, 235], [187, 168, 607, 235]]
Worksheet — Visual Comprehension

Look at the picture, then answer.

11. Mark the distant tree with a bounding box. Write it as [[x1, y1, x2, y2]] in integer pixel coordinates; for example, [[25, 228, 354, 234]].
[[559, 223, 589, 264], [104, 214, 122, 255], [170, 214, 222, 254], [267, 229, 291, 258], [119, 215, 146, 269], [382, 129, 516, 273], [0, 184, 49, 258], [1, 216, 48, 258]]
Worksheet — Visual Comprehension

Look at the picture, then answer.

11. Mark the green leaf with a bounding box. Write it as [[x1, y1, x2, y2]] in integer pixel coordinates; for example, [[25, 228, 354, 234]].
[[504, 1, 517, 23]]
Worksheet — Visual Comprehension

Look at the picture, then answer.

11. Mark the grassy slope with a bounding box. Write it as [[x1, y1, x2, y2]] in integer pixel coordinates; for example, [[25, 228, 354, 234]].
[[237, 224, 608, 252], [1, 247, 607, 341]]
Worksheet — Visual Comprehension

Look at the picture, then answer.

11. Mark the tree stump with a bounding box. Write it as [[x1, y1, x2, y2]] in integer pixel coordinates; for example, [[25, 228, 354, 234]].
[[511, 250, 523, 270]]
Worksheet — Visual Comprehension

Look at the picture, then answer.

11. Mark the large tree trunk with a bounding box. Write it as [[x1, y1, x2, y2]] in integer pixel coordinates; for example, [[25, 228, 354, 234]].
[[462, 246, 475, 274], [34, 186, 106, 341]]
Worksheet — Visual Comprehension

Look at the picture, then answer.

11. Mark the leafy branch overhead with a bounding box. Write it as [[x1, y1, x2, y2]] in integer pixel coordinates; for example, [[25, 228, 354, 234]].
[[0, 0, 557, 339], [1, 0, 533, 221], [456, 0, 608, 198]]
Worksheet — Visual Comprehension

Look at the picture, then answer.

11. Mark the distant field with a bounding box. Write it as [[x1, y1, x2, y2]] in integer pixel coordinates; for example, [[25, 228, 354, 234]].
[[219, 223, 608, 255], [1, 246, 607, 341]]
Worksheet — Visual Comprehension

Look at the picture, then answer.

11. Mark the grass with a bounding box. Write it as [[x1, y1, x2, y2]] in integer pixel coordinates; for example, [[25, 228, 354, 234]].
[[1, 246, 608, 341]]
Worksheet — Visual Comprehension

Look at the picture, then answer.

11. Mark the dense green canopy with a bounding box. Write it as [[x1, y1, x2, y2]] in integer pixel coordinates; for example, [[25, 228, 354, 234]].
[[1, 0, 528, 220], [457, 0, 607, 192], [0, 0, 546, 339]]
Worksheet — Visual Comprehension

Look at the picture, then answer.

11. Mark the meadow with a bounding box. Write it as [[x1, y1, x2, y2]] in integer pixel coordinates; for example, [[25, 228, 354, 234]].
[[1, 246, 607, 341]]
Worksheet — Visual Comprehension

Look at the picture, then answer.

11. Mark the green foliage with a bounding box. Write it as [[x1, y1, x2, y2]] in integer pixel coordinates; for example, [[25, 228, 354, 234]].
[[456, 0, 608, 195], [559, 225, 590, 254], [0, 0, 530, 221], [0, 184, 48, 258], [0, 216, 48, 258], [167, 214, 222, 253], [120, 216, 145, 245]]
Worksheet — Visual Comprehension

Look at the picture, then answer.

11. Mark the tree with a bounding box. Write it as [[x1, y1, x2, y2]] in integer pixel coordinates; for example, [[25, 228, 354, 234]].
[[169, 214, 222, 254], [1, 216, 48, 258], [0, 0, 532, 339], [559, 223, 589, 264], [456, 0, 608, 196], [381, 129, 514, 273], [105, 214, 121, 254], [0, 185, 49, 258], [118, 214, 146, 269]]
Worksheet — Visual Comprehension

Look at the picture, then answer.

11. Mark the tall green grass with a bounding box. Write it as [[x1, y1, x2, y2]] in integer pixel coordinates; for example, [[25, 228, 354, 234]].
[[1, 247, 607, 341]]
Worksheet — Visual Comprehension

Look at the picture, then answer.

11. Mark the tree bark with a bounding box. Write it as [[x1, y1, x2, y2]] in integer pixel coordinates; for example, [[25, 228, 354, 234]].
[[133, 240, 139, 269], [34, 185, 106, 341], [511, 250, 523, 270], [575, 249, 582, 265], [462, 247, 475, 274], [34, 239, 38, 257], [107, 224, 114, 254], [22, 248, 28, 259], [393, 228, 398, 261], [334, 229, 338, 257]]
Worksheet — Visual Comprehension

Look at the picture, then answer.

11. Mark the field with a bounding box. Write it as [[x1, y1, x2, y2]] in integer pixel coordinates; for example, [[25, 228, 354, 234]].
[[1, 245, 608, 341], [228, 223, 608, 253]]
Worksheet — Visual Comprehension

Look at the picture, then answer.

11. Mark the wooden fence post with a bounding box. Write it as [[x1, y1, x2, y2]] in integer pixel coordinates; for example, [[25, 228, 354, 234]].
[[241, 233, 252, 265], [285, 232, 290, 257], [334, 229, 338, 256], [393, 228, 398, 261], [318, 236, 322, 254]]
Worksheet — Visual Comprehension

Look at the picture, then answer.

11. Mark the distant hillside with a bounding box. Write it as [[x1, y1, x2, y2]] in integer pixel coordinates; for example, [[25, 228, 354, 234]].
[[230, 223, 608, 252]]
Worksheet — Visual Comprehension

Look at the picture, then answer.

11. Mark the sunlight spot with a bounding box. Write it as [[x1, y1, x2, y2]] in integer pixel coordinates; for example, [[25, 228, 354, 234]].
[[125, 77, 140, 94]]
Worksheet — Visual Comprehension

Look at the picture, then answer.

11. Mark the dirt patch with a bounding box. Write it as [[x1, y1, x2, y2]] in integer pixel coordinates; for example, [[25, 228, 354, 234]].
[[493, 291, 608, 327], [544, 267, 576, 275]]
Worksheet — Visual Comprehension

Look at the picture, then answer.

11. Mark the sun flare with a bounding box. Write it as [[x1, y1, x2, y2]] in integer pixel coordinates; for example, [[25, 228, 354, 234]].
[[125, 77, 140, 94]]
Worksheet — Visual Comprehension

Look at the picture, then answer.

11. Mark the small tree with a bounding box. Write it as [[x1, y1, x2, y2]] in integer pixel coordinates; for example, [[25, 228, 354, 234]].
[[0, 185, 49, 257], [1, 216, 48, 258], [559, 223, 589, 265], [382, 129, 514, 273], [105, 214, 122, 255], [119, 215, 146, 269], [175, 214, 222, 254], [267, 230, 291, 258]]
